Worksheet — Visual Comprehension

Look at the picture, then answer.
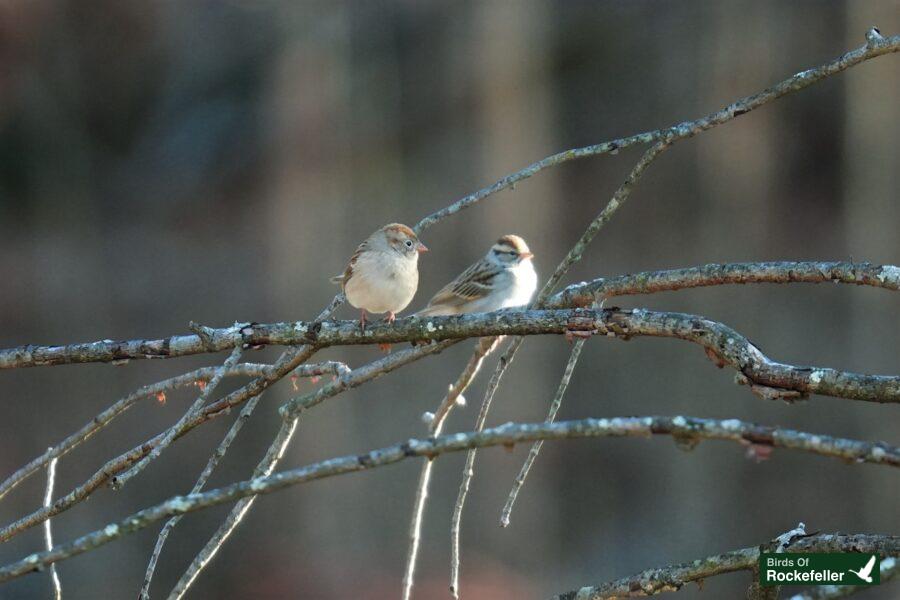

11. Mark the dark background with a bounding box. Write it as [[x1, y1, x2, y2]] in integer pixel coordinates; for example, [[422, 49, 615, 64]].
[[0, 1, 898, 598]]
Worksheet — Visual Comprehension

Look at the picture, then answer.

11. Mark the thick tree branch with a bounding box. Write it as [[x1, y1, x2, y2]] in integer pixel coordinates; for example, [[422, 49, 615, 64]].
[[0, 417, 896, 584], [3, 262, 897, 369], [3, 306, 898, 542], [551, 533, 900, 600]]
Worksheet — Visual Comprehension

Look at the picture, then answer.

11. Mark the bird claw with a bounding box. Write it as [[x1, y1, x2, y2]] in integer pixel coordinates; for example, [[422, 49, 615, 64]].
[[378, 343, 393, 354]]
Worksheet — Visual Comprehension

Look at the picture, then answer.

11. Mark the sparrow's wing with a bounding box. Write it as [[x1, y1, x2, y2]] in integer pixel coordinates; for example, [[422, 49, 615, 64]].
[[331, 239, 369, 287], [424, 260, 497, 310], [861, 555, 877, 577]]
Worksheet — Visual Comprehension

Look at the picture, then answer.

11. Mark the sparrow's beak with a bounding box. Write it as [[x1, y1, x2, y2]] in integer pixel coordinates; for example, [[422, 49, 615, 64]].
[[417, 242, 429, 253], [519, 251, 534, 260]]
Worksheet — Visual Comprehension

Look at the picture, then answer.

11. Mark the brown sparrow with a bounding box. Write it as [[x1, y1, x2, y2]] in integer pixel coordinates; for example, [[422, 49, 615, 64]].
[[416, 235, 536, 316], [332, 223, 428, 333]]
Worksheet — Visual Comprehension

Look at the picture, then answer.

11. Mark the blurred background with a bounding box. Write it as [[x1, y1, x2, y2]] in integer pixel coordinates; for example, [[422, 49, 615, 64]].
[[0, 1, 898, 598]]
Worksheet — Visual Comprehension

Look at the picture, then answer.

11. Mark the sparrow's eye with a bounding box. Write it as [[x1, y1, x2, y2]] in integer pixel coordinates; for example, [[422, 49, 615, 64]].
[[405, 240, 414, 248]]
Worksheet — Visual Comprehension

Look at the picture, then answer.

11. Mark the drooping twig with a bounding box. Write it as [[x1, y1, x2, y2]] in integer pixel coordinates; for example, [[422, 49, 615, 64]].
[[165, 296, 349, 598], [449, 140, 670, 595], [1, 417, 897, 583], [140, 389, 267, 600], [501, 338, 585, 528], [169, 340, 459, 597], [449, 337, 524, 597], [113, 347, 245, 489], [413, 32, 900, 235], [550, 533, 899, 600], [402, 336, 500, 600], [166, 418, 298, 600], [43, 457, 62, 600]]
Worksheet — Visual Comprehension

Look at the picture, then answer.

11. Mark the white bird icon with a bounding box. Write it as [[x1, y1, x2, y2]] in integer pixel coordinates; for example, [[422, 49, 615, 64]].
[[848, 555, 877, 583]]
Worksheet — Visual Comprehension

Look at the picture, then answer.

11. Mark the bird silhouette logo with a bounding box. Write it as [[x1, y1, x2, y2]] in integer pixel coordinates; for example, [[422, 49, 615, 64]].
[[848, 555, 877, 583]]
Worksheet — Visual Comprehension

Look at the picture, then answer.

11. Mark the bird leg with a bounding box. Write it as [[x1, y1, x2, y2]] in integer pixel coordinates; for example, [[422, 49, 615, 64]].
[[359, 309, 368, 333], [379, 311, 396, 353]]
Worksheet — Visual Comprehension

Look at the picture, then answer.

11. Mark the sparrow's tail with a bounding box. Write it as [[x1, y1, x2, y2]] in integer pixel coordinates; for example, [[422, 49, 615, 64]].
[[413, 305, 453, 318]]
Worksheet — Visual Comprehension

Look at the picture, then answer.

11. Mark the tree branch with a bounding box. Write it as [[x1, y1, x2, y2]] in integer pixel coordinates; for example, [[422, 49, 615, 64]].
[[0, 416, 896, 584], [4, 306, 898, 543], [551, 533, 900, 600], [547, 261, 900, 308], [501, 338, 585, 528], [3, 261, 896, 369], [412, 33, 900, 234]]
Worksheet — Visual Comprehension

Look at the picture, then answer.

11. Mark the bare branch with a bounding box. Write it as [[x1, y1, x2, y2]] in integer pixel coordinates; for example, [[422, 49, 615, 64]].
[[43, 457, 62, 600], [113, 347, 244, 489], [166, 419, 298, 600], [0, 362, 271, 502], [547, 261, 900, 308], [3, 306, 898, 543], [450, 337, 524, 597], [279, 339, 459, 418], [402, 337, 500, 600], [501, 338, 585, 528], [413, 34, 900, 234], [1, 417, 896, 584], [165, 296, 349, 596], [551, 533, 900, 600], [140, 388, 267, 600], [0, 345, 319, 543], [3, 261, 897, 370]]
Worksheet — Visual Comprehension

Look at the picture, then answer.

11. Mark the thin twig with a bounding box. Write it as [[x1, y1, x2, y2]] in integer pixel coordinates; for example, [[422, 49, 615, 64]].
[[402, 336, 500, 600], [0, 362, 270, 503], [1, 417, 897, 583], [501, 338, 585, 528], [412, 34, 900, 235], [43, 456, 62, 600], [166, 418, 298, 600], [113, 347, 245, 489], [140, 390, 266, 600], [0, 344, 318, 543], [450, 140, 670, 596], [165, 295, 348, 598], [450, 336, 524, 597]]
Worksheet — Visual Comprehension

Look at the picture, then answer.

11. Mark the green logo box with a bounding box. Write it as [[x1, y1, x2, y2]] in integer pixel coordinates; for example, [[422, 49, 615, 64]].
[[760, 553, 880, 586]]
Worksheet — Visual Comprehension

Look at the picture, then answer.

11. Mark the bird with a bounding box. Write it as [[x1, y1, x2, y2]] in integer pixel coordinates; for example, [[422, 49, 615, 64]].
[[331, 224, 428, 342], [416, 234, 537, 317], [849, 555, 877, 583]]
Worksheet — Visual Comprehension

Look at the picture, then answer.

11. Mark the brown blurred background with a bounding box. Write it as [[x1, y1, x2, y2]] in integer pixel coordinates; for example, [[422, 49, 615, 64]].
[[0, 1, 898, 598]]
